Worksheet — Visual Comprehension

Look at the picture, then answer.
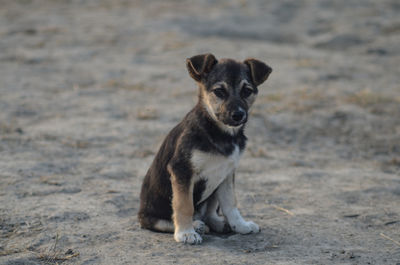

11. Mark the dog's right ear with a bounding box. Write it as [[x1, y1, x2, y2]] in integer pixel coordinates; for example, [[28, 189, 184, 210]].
[[186, 53, 217, 82], [244, 58, 272, 86]]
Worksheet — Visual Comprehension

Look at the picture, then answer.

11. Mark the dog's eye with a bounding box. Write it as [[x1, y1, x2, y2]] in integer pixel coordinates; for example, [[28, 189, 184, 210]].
[[213, 88, 228, 99], [240, 86, 253, 98]]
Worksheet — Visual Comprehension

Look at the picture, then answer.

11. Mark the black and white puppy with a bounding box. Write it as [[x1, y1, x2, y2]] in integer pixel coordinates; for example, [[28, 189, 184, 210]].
[[138, 53, 272, 244]]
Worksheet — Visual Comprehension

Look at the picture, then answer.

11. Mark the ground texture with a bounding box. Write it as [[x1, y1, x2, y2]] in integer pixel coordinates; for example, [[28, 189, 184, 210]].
[[1, 0, 400, 264]]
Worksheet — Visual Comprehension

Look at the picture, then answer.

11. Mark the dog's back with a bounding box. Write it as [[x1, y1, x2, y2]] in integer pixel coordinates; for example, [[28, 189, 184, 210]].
[[138, 119, 184, 231]]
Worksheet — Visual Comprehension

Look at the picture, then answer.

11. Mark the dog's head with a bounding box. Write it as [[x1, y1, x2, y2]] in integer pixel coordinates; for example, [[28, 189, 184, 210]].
[[186, 53, 272, 133]]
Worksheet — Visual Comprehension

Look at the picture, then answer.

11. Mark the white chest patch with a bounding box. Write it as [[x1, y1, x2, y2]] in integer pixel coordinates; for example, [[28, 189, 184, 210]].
[[191, 145, 241, 204]]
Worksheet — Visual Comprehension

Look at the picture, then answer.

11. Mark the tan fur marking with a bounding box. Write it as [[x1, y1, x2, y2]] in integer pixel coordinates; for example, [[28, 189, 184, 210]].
[[212, 81, 228, 90], [171, 174, 194, 232], [239, 79, 253, 91]]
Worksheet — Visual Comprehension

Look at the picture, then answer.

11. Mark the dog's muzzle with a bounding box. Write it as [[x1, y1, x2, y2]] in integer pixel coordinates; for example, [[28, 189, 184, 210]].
[[228, 109, 247, 126]]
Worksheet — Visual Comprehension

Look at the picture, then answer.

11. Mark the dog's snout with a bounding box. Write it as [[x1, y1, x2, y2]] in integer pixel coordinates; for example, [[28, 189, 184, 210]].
[[231, 110, 245, 122]]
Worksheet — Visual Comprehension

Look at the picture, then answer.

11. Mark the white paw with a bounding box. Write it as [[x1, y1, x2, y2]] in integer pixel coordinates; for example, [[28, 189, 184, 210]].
[[193, 220, 209, 235], [231, 221, 260, 234], [174, 229, 203, 244]]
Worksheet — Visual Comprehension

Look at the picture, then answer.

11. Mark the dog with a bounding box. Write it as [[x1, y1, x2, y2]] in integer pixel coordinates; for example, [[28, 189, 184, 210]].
[[138, 53, 272, 244]]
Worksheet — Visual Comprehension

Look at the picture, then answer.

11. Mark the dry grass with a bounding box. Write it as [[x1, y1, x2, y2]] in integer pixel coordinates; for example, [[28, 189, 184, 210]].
[[257, 87, 328, 114], [380, 233, 400, 247], [345, 89, 400, 115], [61, 138, 90, 149], [40, 176, 63, 186], [382, 22, 400, 35], [345, 89, 400, 107], [248, 146, 270, 158], [295, 58, 323, 68], [105, 80, 152, 91], [161, 32, 190, 51], [268, 204, 294, 216], [131, 149, 155, 158], [37, 233, 79, 263], [256, 87, 400, 115], [137, 107, 159, 120], [386, 157, 400, 166], [0, 247, 25, 257], [0, 122, 22, 134]]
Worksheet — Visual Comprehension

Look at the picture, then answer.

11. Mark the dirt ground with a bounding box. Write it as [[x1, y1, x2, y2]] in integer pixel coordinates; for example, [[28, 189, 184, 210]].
[[1, 0, 400, 264]]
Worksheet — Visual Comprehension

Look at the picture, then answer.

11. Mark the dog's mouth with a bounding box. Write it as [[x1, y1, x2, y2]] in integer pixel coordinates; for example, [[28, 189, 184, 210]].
[[219, 114, 247, 127], [224, 119, 247, 127], [203, 102, 247, 129]]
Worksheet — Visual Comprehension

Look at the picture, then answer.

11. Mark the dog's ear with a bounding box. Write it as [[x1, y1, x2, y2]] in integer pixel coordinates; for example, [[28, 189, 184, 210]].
[[244, 58, 272, 86], [186, 53, 217, 82]]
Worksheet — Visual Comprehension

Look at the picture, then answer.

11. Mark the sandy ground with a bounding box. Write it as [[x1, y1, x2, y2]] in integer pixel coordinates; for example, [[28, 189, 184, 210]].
[[1, 0, 400, 264]]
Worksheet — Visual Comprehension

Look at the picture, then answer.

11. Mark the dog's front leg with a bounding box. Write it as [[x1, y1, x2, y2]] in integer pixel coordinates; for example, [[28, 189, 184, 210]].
[[216, 173, 260, 234], [170, 171, 202, 244]]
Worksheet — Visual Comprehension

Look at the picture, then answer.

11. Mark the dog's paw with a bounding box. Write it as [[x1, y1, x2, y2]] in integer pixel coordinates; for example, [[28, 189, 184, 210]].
[[206, 216, 231, 233], [174, 229, 203, 244], [232, 221, 260, 234], [193, 220, 209, 235]]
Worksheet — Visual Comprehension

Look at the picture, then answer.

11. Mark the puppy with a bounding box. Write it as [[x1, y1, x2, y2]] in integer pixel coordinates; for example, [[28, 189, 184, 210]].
[[138, 53, 272, 244]]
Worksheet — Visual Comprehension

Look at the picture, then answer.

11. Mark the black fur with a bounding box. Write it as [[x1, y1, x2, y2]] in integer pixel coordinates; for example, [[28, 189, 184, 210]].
[[138, 54, 271, 232], [138, 103, 246, 230]]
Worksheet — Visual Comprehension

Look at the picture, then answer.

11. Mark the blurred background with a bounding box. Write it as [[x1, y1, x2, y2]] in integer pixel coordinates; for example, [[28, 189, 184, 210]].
[[1, 0, 399, 264]]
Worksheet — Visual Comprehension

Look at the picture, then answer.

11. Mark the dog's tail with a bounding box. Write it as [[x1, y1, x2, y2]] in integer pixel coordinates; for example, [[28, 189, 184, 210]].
[[138, 213, 174, 233]]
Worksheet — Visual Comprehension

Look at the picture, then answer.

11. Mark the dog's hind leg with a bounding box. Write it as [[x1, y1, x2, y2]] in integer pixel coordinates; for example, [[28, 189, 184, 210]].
[[204, 191, 230, 233], [153, 219, 175, 233], [138, 213, 174, 233], [192, 220, 209, 235], [192, 203, 209, 235]]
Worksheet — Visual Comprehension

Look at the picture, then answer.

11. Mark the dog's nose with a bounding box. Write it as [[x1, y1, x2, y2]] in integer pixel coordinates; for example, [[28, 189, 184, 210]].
[[231, 110, 245, 122]]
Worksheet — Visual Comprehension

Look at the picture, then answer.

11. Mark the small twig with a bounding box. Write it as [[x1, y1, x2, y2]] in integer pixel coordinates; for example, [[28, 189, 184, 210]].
[[380, 233, 400, 247], [37, 233, 79, 262], [51, 233, 59, 253], [55, 252, 80, 261], [270, 205, 294, 216]]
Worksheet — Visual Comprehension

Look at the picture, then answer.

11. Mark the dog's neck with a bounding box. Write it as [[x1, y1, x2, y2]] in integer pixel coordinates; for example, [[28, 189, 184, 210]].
[[192, 102, 246, 155]]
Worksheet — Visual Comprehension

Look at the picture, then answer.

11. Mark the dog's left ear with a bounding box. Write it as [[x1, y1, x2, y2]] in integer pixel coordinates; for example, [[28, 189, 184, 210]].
[[244, 58, 272, 86], [186, 53, 217, 82]]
